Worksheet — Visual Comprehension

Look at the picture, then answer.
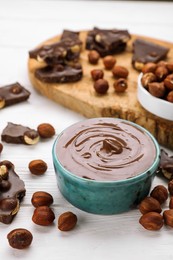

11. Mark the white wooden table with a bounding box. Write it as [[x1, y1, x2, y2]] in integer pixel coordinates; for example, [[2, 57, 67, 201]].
[[0, 1, 173, 259]]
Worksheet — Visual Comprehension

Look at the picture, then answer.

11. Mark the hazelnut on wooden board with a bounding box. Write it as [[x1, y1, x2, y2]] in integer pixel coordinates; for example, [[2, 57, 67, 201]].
[[94, 79, 109, 94], [7, 228, 33, 249], [112, 66, 129, 79], [88, 50, 100, 64], [28, 159, 47, 175], [150, 185, 168, 204], [58, 211, 77, 231], [31, 191, 53, 207], [37, 123, 55, 138], [142, 62, 157, 74], [103, 55, 116, 70], [113, 78, 128, 93], [163, 209, 173, 227], [148, 82, 165, 98], [32, 206, 55, 226], [139, 212, 163, 231], [91, 69, 104, 81], [139, 197, 162, 215]]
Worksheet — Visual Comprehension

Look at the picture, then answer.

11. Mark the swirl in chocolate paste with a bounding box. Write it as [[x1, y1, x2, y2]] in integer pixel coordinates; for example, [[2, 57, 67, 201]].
[[56, 119, 156, 181]]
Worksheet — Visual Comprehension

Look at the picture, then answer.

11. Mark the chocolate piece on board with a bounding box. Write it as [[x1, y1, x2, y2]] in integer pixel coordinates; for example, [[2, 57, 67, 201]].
[[0, 82, 30, 109], [86, 27, 131, 57], [158, 149, 173, 180], [1, 122, 39, 145], [132, 38, 169, 71], [0, 160, 26, 224], [35, 63, 83, 83]]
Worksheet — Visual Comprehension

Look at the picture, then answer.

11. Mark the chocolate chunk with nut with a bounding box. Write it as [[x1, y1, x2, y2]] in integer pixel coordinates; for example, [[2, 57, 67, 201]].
[[0, 160, 26, 224], [0, 82, 30, 109], [132, 38, 169, 71], [86, 27, 130, 57], [159, 149, 173, 180], [1, 122, 39, 145]]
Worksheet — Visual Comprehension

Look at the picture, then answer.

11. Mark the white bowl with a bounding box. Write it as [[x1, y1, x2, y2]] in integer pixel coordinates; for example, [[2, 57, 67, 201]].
[[137, 73, 173, 121]]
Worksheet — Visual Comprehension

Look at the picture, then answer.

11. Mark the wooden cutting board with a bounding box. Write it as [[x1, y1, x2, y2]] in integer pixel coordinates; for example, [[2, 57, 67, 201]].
[[28, 31, 173, 149]]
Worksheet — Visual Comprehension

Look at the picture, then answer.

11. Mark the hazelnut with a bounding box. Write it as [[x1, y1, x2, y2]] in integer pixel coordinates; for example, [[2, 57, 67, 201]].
[[103, 55, 116, 70], [169, 197, 173, 209], [134, 61, 144, 71], [113, 78, 128, 93], [0, 97, 5, 109], [0, 198, 18, 212], [88, 50, 100, 65], [139, 212, 163, 231], [10, 84, 22, 94], [0, 180, 11, 192], [94, 79, 109, 95], [24, 130, 39, 145], [167, 91, 173, 103], [166, 62, 173, 73], [37, 123, 55, 138], [163, 209, 173, 227], [155, 66, 169, 81], [28, 159, 47, 175], [0, 165, 8, 180], [7, 228, 33, 249], [148, 82, 165, 98], [164, 74, 173, 91], [112, 66, 129, 79], [157, 60, 167, 67], [32, 206, 55, 226], [58, 211, 77, 231], [150, 185, 168, 204], [31, 191, 53, 207], [141, 72, 157, 88], [142, 62, 157, 74], [91, 69, 104, 81], [0, 143, 3, 154], [168, 180, 173, 195], [139, 197, 162, 215]]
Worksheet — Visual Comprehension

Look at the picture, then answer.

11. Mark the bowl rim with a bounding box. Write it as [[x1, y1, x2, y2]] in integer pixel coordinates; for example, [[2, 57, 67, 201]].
[[52, 118, 160, 185]]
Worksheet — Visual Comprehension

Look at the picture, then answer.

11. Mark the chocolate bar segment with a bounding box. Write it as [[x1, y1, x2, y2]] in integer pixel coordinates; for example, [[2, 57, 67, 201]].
[[1, 122, 39, 145], [0, 82, 30, 109], [86, 27, 131, 57], [0, 160, 26, 224], [132, 38, 169, 71]]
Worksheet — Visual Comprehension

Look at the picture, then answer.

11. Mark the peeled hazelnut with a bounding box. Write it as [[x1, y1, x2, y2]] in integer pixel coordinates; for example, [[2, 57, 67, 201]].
[[134, 61, 144, 71], [94, 79, 109, 95], [139, 197, 162, 215], [88, 50, 100, 65], [142, 63, 157, 74], [37, 123, 55, 138], [155, 66, 169, 81], [31, 191, 53, 207], [28, 159, 47, 175], [7, 228, 33, 249], [58, 211, 77, 231], [169, 197, 173, 209], [0, 143, 3, 154], [91, 69, 104, 81], [164, 74, 173, 91], [32, 206, 55, 226], [139, 212, 163, 231], [0, 165, 8, 180], [103, 55, 116, 70], [112, 66, 129, 78], [150, 185, 168, 204], [141, 72, 157, 88], [163, 209, 173, 227], [148, 82, 165, 98], [166, 62, 173, 73], [24, 130, 39, 145], [113, 78, 128, 93]]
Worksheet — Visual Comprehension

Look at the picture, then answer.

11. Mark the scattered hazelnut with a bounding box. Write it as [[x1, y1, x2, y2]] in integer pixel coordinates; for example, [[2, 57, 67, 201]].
[[166, 63, 173, 73], [139, 197, 162, 215], [103, 55, 116, 70], [31, 191, 53, 207], [155, 66, 169, 81], [32, 206, 55, 226], [112, 66, 129, 78], [88, 50, 100, 65], [28, 159, 47, 175], [113, 78, 128, 93], [163, 209, 173, 227], [58, 211, 77, 231], [37, 123, 55, 138], [7, 228, 33, 249], [169, 197, 173, 209], [148, 82, 165, 98], [139, 212, 163, 231], [141, 72, 157, 88], [168, 180, 173, 196], [164, 74, 173, 91], [0, 143, 3, 154], [94, 79, 109, 95], [142, 62, 157, 74], [150, 185, 168, 204], [24, 130, 39, 145], [91, 69, 104, 81]]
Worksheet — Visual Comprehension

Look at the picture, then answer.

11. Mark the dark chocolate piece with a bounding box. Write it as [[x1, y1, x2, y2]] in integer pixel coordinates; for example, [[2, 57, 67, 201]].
[[132, 38, 169, 71], [158, 149, 173, 180], [0, 82, 30, 109], [86, 27, 131, 57], [1, 122, 39, 145], [0, 160, 26, 224], [35, 63, 83, 83]]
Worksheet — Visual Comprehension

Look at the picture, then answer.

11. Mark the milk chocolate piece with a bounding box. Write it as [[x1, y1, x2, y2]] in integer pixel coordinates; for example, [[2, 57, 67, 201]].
[[0, 160, 26, 224], [0, 82, 30, 109], [1, 122, 39, 145], [159, 149, 173, 180], [132, 39, 169, 71], [86, 27, 131, 57], [35, 63, 83, 83]]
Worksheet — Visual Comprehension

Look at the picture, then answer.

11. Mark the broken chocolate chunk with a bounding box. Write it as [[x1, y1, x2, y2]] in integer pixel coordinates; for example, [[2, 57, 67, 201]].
[[132, 39, 169, 71], [0, 160, 26, 224], [0, 82, 30, 109], [86, 27, 131, 57], [158, 149, 173, 180], [35, 63, 83, 83], [1, 122, 39, 145]]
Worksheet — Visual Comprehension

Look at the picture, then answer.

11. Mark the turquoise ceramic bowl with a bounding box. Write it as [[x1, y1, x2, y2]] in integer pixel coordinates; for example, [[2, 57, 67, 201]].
[[52, 118, 160, 215]]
